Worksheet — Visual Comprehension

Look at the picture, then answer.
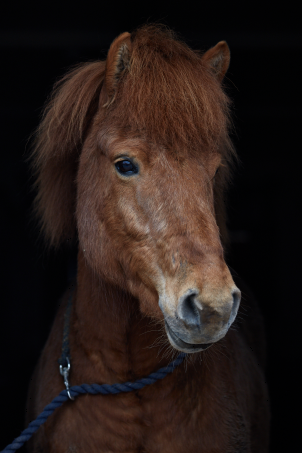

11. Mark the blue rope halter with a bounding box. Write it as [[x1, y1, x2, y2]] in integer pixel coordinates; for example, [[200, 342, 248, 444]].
[[1, 289, 186, 452]]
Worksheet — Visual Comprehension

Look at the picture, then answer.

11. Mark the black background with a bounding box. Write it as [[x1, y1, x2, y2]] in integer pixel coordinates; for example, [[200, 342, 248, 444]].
[[1, 1, 301, 451]]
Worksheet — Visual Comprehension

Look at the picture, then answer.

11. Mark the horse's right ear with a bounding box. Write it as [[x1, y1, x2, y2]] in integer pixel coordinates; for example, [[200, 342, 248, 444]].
[[33, 32, 131, 248], [102, 32, 132, 106]]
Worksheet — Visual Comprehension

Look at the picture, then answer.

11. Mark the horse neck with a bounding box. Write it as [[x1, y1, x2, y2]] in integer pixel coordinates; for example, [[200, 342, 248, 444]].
[[74, 250, 172, 383]]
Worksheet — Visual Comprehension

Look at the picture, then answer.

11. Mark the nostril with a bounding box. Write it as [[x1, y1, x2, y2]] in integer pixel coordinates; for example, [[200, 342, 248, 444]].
[[230, 289, 241, 322], [178, 290, 200, 328]]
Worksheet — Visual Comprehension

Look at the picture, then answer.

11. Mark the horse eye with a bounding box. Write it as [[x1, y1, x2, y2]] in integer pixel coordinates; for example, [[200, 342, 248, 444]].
[[115, 159, 139, 176]]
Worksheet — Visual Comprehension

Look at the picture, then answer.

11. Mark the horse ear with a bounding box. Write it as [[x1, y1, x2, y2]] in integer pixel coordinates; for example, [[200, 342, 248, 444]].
[[103, 32, 132, 106], [202, 41, 230, 82]]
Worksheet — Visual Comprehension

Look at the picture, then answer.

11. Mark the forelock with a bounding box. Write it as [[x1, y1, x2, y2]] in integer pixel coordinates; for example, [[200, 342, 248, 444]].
[[107, 25, 234, 162]]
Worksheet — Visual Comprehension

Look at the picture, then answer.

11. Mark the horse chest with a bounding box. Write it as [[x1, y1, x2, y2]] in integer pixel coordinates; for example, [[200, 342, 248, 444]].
[[44, 382, 248, 453]]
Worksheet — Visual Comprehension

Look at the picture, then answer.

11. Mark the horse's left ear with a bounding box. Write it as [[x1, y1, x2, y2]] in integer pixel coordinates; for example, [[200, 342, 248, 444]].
[[103, 32, 132, 106], [202, 41, 230, 82]]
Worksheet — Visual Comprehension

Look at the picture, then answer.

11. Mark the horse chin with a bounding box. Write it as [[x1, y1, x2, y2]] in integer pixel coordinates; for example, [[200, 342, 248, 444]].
[[164, 321, 213, 353]]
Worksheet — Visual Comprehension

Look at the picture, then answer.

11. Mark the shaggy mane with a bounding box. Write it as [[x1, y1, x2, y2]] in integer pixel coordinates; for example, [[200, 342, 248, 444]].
[[32, 61, 106, 245]]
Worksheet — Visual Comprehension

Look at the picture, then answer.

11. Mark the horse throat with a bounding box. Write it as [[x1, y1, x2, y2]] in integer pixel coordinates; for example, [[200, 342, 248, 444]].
[[73, 250, 172, 384]]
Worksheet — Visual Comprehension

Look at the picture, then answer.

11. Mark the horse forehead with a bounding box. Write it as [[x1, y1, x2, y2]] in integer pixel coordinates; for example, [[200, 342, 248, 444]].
[[98, 129, 219, 171], [99, 133, 151, 159]]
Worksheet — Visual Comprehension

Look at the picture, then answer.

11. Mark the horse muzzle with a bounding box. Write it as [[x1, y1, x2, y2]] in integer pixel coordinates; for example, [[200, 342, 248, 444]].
[[165, 320, 214, 352], [159, 286, 241, 353]]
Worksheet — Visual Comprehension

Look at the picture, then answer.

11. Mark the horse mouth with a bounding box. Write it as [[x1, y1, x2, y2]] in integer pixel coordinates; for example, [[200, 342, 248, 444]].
[[164, 321, 213, 353]]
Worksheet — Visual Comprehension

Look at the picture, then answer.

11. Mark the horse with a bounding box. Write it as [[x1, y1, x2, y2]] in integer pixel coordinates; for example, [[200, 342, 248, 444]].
[[27, 25, 270, 452]]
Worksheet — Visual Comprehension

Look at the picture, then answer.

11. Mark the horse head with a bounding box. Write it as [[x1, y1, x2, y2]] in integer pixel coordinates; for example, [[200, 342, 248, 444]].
[[33, 25, 240, 353]]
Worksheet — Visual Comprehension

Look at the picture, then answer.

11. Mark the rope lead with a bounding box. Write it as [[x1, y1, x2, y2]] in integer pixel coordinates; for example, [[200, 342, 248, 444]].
[[1, 353, 185, 452]]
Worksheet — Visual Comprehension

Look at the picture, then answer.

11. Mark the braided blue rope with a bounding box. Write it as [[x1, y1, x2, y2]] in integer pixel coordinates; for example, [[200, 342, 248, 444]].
[[1, 353, 185, 452]]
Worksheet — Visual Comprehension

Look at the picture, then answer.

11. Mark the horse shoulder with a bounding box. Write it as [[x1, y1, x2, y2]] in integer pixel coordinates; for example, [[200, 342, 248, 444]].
[[26, 293, 70, 451]]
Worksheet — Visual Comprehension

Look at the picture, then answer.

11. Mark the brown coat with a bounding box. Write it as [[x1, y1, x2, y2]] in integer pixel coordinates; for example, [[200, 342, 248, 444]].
[[27, 25, 270, 452]]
